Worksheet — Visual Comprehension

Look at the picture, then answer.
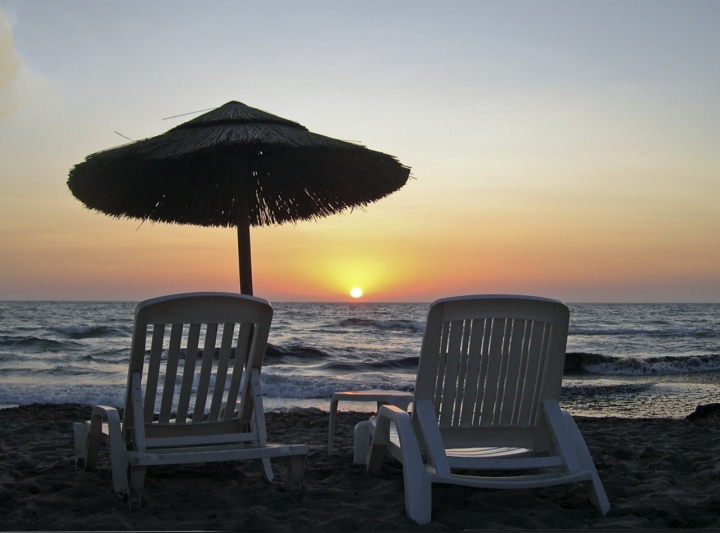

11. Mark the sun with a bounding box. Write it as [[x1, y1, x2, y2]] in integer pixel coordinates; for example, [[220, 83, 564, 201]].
[[350, 287, 363, 298]]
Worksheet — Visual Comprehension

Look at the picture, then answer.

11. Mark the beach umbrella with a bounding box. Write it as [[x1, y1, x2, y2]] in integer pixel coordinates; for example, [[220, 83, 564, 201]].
[[67, 101, 410, 295]]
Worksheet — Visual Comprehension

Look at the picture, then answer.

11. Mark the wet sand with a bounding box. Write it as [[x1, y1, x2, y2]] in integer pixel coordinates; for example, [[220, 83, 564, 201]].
[[1, 403, 720, 530]]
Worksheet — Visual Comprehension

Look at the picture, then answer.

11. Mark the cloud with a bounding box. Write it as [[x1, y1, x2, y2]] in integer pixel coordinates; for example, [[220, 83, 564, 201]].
[[0, 7, 21, 117]]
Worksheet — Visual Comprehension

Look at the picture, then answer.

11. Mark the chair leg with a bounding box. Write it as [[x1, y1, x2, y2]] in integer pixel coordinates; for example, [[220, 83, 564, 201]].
[[403, 464, 432, 525], [583, 473, 611, 516], [354, 421, 370, 465], [73, 422, 89, 469], [369, 406, 432, 524], [285, 455, 305, 493], [128, 466, 146, 510], [85, 413, 106, 471], [562, 411, 610, 516], [261, 457, 274, 482], [96, 409, 130, 499], [328, 399, 339, 455], [367, 416, 389, 477]]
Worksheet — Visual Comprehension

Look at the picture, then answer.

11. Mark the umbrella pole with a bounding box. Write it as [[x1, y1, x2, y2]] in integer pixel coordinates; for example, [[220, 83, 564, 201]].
[[236, 183, 253, 296]]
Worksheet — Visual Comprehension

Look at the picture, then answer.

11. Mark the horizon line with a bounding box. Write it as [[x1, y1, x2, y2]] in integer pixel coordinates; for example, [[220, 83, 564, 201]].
[[1, 299, 719, 305]]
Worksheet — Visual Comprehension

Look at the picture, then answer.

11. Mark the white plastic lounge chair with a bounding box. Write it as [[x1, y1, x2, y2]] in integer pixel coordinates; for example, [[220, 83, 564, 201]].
[[74, 292, 307, 509], [355, 295, 609, 524]]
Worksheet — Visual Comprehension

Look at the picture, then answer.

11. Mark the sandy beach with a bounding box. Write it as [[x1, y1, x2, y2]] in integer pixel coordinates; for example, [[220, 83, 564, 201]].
[[1, 403, 719, 530]]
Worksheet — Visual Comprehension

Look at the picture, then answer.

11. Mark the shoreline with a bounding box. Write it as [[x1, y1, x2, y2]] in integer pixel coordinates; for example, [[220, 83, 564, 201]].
[[1, 403, 720, 530], [6, 366, 718, 417], [4, 369, 720, 420]]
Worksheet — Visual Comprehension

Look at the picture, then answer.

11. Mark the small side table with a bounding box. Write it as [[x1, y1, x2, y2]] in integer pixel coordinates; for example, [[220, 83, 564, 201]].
[[328, 390, 413, 455]]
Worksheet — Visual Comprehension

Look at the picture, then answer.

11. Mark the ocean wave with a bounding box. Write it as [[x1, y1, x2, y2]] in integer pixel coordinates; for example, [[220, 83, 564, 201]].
[[321, 356, 419, 372], [339, 318, 425, 331], [260, 373, 413, 399], [50, 325, 120, 339], [265, 344, 330, 360], [564, 352, 720, 376], [0, 335, 75, 351], [0, 383, 125, 407], [317, 352, 720, 376], [560, 382, 654, 398], [173, 343, 330, 361], [569, 327, 716, 337]]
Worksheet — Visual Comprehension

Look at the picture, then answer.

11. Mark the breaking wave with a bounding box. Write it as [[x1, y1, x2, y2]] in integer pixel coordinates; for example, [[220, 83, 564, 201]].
[[340, 318, 425, 331], [50, 325, 120, 339], [570, 327, 716, 337], [564, 352, 720, 376], [0, 335, 75, 351]]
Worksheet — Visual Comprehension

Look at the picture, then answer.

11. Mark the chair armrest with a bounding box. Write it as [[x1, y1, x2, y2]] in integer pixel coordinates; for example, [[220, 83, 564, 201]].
[[89, 405, 124, 453], [541, 399, 581, 473], [92, 404, 120, 418], [415, 399, 451, 476], [87, 405, 130, 498], [368, 405, 421, 475]]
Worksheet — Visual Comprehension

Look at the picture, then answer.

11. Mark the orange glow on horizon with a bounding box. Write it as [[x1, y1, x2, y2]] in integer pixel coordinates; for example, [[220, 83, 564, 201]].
[[4, 197, 719, 303]]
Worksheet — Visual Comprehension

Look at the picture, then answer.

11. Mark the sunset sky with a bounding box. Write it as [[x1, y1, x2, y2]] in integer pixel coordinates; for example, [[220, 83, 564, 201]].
[[1, 1, 718, 302]]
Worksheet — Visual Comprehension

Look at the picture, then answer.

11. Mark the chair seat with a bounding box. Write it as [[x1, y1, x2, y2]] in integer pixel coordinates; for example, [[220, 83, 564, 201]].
[[370, 416, 540, 466], [445, 446, 532, 459], [129, 443, 308, 467], [429, 468, 593, 489]]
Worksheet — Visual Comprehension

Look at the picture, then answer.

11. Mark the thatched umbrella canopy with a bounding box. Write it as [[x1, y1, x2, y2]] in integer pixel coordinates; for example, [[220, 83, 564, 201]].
[[68, 101, 410, 295]]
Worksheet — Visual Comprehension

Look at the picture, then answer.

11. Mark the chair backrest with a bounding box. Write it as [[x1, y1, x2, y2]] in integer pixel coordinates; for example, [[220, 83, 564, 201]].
[[122, 292, 273, 451], [414, 295, 570, 449]]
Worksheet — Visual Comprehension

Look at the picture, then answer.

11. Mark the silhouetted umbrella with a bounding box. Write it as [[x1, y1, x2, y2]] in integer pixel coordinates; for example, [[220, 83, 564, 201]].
[[68, 101, 410, 295]]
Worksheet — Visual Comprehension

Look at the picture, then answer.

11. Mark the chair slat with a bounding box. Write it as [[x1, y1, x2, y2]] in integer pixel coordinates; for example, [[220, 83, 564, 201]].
[[143, 324, 166, 421], [452, 320, 472, 427], [159, 324, 183, 423], [491, 318, 514, 426], [250, 368, 266, 445], [209, 323, 236, 422], [459, 318, 485, 427], [479, 318, 506, 427], [193, 323, 219, 423], [472, 318, 493, 427], [517, 321, 546, 427], [498, 319, 526, 427], [439, 320, 464, 428], [131, 372, 147, 452], [528, 323, 552, 425], [433, 321, 451, 415], [176, 323, 201, 424], [511, 319, 533, 426], [224, 322, 251, 420]]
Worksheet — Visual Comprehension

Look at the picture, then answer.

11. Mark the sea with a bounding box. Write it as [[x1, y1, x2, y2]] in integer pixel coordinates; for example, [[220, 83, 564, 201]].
[[0, 301, 718, 418]]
